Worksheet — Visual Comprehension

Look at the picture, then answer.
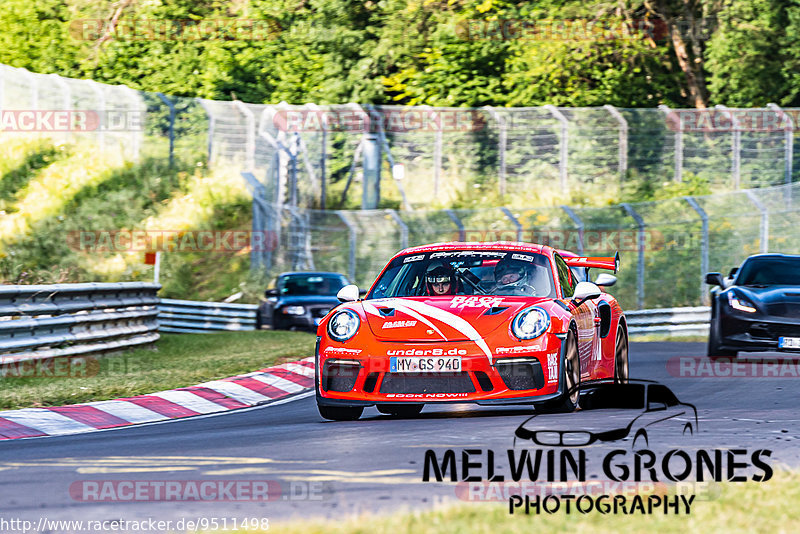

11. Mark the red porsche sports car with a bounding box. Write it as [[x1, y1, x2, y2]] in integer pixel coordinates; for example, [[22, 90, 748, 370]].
[[315, 242, 627, 421]]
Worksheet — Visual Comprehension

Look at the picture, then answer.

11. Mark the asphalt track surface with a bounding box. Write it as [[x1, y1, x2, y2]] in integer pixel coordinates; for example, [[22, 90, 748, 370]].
[[0, 342, 798, 527]]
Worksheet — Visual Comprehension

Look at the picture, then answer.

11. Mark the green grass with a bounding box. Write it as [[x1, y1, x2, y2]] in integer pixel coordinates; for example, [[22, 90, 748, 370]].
[[0, 331, 316, 410], [254, 471, 800, 534]]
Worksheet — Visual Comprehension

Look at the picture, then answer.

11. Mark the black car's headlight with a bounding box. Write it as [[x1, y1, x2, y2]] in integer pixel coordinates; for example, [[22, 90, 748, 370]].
[[327, 309, 360, 342], [511, 306, 550, 340], [282, 305, 306, 315], [727, 291, 757, 313]]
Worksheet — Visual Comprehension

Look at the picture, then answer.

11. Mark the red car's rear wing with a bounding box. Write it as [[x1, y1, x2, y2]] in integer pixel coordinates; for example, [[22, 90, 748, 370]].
[[563, 252, 620, 273]]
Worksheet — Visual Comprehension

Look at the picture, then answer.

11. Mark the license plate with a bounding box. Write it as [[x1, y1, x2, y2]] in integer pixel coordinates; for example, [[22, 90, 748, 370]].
[[779, 337, 800, 349], [390, 356, 461, 373]]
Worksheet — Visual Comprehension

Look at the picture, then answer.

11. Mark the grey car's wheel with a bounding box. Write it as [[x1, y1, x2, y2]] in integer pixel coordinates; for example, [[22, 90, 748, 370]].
[[614, 326, 629, 384], [317, 405, 364, 421], [707, 303, 736, 359], [376, 404, 423, 417]]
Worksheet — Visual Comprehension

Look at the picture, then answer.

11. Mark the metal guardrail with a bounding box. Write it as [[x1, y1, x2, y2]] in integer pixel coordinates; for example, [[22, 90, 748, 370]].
[[0, 283, 161, 362], [158, 299, 258, 333], [627, 306, 710, 337]]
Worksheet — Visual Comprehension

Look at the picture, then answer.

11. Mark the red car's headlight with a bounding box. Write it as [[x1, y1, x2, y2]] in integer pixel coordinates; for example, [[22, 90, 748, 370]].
[[327, 310, 360, 342]]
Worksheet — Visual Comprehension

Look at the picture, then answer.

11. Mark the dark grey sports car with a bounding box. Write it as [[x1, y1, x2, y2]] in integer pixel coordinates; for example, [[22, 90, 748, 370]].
[[258, 272, 350, 330], [706, 253, 800, 357]]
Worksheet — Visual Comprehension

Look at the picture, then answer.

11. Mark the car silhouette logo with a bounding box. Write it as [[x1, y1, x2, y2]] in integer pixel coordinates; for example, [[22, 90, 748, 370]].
[[513, 379, 698, 450]]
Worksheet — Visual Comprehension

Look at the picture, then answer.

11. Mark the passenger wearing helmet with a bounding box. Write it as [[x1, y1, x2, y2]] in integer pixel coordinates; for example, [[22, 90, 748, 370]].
[[493, 257, 536, 296], [425, 262, 457, 296]]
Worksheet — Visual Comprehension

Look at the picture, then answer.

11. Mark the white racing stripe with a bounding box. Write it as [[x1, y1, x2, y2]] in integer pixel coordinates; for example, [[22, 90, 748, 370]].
[[89, 400, 168, 424], [388, 299, 495, 364], [151, 390, 230, 414], [362, 301, 446, 340], [196, 381, 274, 406], [361, 299, 495, 364], [0, 409, 97, 436]]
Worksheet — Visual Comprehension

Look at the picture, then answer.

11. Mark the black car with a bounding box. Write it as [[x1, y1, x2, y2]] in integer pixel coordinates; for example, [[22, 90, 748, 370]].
[[514, 380, 697, 449], [706, 253, 800, 357], [258, 272, 350, 330]]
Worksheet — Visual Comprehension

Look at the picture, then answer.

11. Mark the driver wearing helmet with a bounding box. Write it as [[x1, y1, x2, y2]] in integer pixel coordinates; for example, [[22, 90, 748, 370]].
[[425, 262, 457, 296], [493, 257, 536, 296]]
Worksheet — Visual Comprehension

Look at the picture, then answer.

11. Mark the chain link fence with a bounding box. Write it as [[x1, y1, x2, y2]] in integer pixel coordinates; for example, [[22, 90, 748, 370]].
[[249, 182, 800, 312], [3, 64, 800, 310]]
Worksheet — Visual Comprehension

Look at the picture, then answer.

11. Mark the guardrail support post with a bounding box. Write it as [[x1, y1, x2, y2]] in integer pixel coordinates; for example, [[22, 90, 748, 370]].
[[561, 205, 584, 255], [622, 203, 646, 309], [745, 190, 769, 253], [500, 207, 523, 242], [685, 196, 710, 306], [336, 211, 358, 282]]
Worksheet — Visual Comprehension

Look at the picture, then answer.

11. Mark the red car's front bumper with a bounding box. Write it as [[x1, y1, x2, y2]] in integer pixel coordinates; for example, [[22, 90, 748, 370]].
[[315, 333, 567, 406]]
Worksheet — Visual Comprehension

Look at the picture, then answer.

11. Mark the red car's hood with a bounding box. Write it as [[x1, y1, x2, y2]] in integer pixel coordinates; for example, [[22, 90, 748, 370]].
[[360, 296, 549, 343]]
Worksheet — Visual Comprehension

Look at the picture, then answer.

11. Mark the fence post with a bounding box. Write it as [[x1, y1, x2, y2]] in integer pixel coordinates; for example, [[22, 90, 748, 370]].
[[500, 207, 522, 242], [367, 105, 409, 210], [156, 93, 176, 167], [715, 105, 741, 189], [621, 203, 645, 309], [196, 99, 215, 166], [336, 211, 357, 282], [86, 80, 105, 150], [446, 209, 466, 241], [561, 205, 584, 255], [234, 100, 256, 171], [604, 105, 628, 180], [767, 103, 794, 207], [658, 104, 682, 182], [386, 209, 409, 249], [685, 197, 710, 306], [241, 171, 273, 271], [484, 106, 507, 197], [745, 190, 769, 253], [545, 105, 569, 194], [124, 86, 144, 162], [49, 74, 71, 144]]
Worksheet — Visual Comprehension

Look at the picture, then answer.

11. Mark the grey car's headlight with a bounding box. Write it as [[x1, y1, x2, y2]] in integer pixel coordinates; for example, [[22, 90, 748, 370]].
[[727, 291, 756, 313], [511, 306, 550, 340], [282, 305, 306, 315], [327, 309, 360, 342]]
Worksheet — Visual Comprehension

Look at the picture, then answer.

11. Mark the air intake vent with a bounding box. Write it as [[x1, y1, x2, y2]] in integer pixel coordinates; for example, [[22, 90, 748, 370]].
[[484, 306, 509, 316]]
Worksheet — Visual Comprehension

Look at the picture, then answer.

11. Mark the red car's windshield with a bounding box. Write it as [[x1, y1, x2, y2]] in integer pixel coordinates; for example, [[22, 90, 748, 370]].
[[367, 250, 556, 299]]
